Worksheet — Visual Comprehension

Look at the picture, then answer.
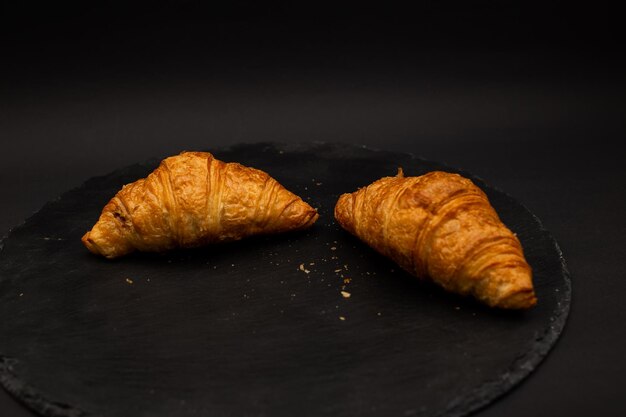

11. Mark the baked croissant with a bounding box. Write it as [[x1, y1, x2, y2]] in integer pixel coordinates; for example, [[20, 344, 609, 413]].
[[82, 151, 318, 259], [334, 170, 536, 309]]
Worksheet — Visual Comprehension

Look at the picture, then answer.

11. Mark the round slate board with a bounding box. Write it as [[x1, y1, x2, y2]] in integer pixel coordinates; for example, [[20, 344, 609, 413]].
[[0, 142, 570, 417]]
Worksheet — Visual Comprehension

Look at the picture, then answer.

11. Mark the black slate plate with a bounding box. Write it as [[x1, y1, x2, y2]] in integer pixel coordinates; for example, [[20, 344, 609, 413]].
[[0, 142, 570, 417]]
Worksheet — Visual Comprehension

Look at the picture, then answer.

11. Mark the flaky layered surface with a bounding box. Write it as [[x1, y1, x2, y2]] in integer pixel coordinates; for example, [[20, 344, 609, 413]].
[[82, 151, 318, 259], [335, 170, 536, 309]]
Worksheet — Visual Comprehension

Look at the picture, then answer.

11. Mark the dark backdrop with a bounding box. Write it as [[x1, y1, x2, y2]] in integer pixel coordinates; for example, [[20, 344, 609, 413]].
[[1, 1, 625, 416]]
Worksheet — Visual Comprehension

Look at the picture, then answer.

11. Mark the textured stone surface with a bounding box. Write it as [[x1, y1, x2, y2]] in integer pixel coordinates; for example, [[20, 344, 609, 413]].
[[0, 143, 570, 417]]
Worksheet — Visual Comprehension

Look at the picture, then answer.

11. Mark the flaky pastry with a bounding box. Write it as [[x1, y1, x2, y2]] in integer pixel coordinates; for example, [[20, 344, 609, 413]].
[[334, 170, 536, 309], [83, 151, 318, 259]]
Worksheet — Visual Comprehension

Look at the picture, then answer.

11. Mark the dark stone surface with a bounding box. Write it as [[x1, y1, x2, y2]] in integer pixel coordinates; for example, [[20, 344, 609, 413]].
[[0, 143, 570, 417]]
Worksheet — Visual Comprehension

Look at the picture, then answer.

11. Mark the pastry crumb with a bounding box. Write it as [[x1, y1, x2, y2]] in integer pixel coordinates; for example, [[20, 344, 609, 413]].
[[330, 246, 337, 251], [125, 278, 134, 285], [341, 291, 351, 298], [19, 292, 24, 297], [298, 263, 311, 273], [339, 316, 346, 321]]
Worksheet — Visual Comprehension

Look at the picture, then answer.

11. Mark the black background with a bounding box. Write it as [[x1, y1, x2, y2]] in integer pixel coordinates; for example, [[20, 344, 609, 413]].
[[1, 1, 625, 416]]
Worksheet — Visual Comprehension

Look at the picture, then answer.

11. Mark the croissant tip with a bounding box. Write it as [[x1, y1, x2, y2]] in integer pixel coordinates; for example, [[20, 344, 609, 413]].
[[306, 212, 320, 228], [495, 290, 537, 309], [81, 231, 100, 255], [397, 167, 404, 178]]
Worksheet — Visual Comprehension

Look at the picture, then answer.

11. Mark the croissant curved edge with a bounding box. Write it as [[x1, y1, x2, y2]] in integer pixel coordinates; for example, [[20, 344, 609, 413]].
[[82, 151, 318, 259]]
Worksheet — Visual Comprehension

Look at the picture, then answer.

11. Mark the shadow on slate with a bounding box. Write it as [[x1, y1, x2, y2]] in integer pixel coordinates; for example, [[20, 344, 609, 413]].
[[0, 142, 570, 417]]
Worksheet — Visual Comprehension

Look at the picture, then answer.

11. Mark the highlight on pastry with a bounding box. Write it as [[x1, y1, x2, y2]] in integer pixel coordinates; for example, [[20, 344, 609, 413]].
[[82, 151, 319, 259], [334, 169, 536, 309]]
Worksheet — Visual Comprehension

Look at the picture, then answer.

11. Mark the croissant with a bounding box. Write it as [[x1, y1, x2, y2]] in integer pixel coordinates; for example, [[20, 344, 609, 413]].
[[82, 151, 318, 259], [334, 170, 536, 309]]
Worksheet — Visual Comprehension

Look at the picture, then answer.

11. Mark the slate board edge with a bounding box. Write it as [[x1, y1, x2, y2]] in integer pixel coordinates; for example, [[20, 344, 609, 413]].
[[0, 357, 88, 417], [327, 141, 573, 417], [0, 141, 572, 417], [439, 243, 571, 417]]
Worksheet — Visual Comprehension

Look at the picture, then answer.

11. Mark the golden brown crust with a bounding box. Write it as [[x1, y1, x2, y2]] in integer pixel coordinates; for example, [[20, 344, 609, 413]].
[[82, 151, 318, 259], [334, 170, 536, 309]]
